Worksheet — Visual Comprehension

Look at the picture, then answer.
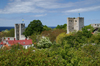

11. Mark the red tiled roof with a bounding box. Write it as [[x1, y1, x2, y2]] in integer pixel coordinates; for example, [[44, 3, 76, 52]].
[[0, 41, 3, 45], [8, 39, 32, 45], [2, 44, 11, 50]]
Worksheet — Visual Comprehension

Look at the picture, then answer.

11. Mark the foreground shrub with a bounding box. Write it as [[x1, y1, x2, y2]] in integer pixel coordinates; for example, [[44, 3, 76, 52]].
[[0, 47, 65, 66], [88, 34, 100, 44], [70, 44, 100, 66], [56, 32, 70, 44], [82, 25, 94, 38], [37, 37, 52, 49]]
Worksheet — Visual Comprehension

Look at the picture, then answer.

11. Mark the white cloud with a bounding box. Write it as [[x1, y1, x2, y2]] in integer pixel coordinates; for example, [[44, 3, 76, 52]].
[[64, 6, 100, 13], [0, 0, 46, 14], [35, 1, 73, 9], [0, 0, 74, 14]]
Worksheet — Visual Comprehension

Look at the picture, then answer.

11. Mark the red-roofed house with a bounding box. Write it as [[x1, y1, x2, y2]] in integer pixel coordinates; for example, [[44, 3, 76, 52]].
[[0, 23, 34, 49], [0, 39, 33, 49]]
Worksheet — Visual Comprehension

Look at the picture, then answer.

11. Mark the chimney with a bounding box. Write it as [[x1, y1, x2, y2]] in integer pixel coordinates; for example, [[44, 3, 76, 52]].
[[14, 38, 16, 41], [8, 38, 10, 40], [25, 38, 27, 40]]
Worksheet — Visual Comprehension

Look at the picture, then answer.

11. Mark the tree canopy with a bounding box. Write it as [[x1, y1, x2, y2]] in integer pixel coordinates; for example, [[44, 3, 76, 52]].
[[23, 20, 43, 37], [82, 25, 94, 38]]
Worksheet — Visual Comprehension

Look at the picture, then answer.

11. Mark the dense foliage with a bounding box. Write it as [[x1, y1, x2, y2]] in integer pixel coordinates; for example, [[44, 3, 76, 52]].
[[56, 32, 67, 44], [82, 25, 94, 38]]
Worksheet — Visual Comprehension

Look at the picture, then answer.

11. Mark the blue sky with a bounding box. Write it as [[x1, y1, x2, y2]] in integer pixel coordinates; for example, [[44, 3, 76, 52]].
[[0, 0, 100, 27]]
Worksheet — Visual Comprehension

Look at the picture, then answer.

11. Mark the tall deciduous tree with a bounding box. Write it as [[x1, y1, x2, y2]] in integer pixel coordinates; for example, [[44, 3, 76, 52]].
[[24, 20, 43, 37]]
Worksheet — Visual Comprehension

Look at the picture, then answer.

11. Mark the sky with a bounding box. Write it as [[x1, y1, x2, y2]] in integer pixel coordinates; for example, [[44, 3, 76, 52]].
[[0, 0, 100, 27]]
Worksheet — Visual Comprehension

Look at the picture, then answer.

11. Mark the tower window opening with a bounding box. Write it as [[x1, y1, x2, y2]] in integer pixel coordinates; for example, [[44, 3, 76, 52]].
[[69, 20, 72, 22]]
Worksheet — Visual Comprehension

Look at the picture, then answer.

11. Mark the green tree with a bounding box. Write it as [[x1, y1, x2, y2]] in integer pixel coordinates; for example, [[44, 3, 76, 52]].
[[82, 25, 94, 38], [23, 20, 43, 37]]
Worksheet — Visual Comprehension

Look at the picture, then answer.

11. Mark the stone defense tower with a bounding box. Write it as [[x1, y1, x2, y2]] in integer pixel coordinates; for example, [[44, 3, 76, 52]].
[[15, 23, 25, 40], [67, 17, 84, 34]]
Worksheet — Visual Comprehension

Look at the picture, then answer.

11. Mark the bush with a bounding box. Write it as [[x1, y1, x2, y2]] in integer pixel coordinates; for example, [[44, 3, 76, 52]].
[[0, 47, 65, 66], [37, 37, 52, 49], [88, 34, 100, 44]]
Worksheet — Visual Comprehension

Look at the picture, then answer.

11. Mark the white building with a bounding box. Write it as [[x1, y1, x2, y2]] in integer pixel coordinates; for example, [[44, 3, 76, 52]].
[[15, 23, 26, 40], [67, 17, 84, 34]]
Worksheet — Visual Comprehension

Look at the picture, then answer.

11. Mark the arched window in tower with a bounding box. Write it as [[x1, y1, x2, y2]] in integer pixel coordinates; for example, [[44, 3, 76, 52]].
[[75, 20, 77, 22]]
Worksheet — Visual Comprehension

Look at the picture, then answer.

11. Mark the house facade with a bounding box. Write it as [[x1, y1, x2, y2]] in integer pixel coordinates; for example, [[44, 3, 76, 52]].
[[0, 39, 33, 49]]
